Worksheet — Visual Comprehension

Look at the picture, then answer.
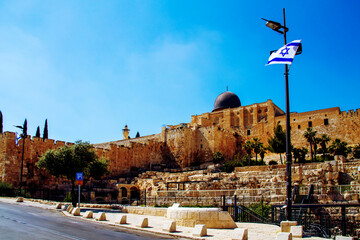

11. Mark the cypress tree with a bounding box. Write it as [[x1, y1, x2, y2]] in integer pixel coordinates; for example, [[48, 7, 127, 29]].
[[135, 131, 140, 138], [43, 119, 48, 140], [35, 126, 41, 138], [23, 119, 27, 136], [0, 111, 3, 134]]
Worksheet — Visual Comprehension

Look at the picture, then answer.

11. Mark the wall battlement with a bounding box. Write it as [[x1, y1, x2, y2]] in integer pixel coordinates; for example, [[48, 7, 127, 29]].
[[340, 109, 360, 118]]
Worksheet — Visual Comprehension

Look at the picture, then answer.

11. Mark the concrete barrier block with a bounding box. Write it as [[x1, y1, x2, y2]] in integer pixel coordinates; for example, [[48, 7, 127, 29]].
[[277, 232, 292, 240], [83, 211, 93, 218], [162, 221, 176, 233], [16, 197, 24, 202], [95, 212, 106, 221], [56, 203, 62, 209], [193, 224, 207, 237], [290, 225, 303, 238], [72, 207, 81, 216], [281, 221, 297, 232], [232, 228, 248, 240], [115, 215, 127, 224], [335, 236, 354, 240], [67, 206, 73, 213], [136, 217, 148, 228]]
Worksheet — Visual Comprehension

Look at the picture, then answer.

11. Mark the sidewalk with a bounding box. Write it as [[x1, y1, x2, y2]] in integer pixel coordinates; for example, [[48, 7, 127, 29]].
[[0, 197, 330, 240]]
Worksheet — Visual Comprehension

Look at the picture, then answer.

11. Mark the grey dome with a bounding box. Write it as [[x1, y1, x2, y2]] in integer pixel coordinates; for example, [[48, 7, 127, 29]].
[[213, 91, 241, 112]]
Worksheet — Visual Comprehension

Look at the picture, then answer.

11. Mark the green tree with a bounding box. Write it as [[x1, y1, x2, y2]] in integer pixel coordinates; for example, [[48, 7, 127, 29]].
[[353, 144, 360, 159], [0, 111, 3, 134], [37, 141, 109, 206], [88, 158, 110, 180], [319, 134, 331, 160], [329, 138, 350, 157], [292, 147, 308, 163], [135, 132, 140, 138], [35, 126, 41, 138], [268, 123, 286, 164], [252, 138, 263, 164], [244, 140, 253, 166], [212, 151, 224, 164], [43, 119, 48, 140], [259, 146, 266, 165], [303, 127, 317, 161]]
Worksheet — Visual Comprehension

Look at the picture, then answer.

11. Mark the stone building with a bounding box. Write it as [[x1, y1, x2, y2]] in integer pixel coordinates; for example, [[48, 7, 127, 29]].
[[1, 91, 360, 189]]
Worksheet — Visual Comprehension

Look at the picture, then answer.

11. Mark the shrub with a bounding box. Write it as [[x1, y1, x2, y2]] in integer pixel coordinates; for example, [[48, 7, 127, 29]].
[[0, 181, 15, 197], [268, 160, 278, 165], [64, 192, 72, 202]]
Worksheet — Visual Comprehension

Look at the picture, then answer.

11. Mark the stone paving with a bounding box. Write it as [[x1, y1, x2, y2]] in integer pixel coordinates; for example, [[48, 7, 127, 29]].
[[0, 197, 330, 240]]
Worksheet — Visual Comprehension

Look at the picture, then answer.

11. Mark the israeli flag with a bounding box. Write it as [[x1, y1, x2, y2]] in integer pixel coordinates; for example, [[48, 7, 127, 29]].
[[267, 40, 301, 65], [15, 132, 21, 146]]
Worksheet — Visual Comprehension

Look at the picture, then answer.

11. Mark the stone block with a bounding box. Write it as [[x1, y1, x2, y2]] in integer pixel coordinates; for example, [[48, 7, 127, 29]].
[[83, 211, 93, 218], [115, 215, 127, 224], [290, 225, 303, 238], [72, 207, 81, 216], [95, 212, 106, 221], [335, 236, 354, 240], [162, 221, 176, 232], [281, 221, 297, 232], [16, 197, 24, 202], [199, 211, 213, 220], [277, 232, 292, 240], [232, 228, 248, 240], [55, 203, 62, 209], [136, 217, 148, 228], [187, 210, 200, 220], [193, 224, 207, 237]]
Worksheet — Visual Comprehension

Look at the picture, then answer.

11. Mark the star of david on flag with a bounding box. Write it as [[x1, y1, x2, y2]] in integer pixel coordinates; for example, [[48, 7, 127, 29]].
[[15, 132, 21, 146], [267, 40, 301, 65]]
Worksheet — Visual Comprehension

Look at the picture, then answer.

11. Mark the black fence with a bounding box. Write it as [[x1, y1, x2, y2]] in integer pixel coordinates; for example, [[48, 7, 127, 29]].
[[272, 204, 360, 238]]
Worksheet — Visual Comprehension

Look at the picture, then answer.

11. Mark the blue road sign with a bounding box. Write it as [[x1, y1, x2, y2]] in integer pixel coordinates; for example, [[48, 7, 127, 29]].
[[76, 172, 83, 181]]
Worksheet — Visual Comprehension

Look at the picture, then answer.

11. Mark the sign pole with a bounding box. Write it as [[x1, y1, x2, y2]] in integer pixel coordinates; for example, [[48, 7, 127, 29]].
[[78, 184, 81, 208], [76, 172, 83, 208]]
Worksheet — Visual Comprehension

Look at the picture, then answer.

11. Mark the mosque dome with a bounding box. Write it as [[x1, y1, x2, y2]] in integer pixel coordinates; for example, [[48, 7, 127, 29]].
[[213, 91, 241, 112]]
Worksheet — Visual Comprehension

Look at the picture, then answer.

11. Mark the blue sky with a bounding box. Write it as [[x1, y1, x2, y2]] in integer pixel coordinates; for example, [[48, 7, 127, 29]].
[[1, 0, 359, 144]]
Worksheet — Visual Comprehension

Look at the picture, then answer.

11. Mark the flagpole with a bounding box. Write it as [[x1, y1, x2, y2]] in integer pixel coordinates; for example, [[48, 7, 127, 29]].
[[283, 8, 293, 221]]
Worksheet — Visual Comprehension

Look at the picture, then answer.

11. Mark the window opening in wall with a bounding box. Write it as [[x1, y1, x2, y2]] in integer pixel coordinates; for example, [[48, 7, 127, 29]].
[[308, 121, 312, 127], [258, 110, 262, 114], [324, 119, 329, 125], [247, 129, 251, 136], [293, 119, 296, 121], [325, 114, 327, 117], [309, 117, 311, 119], [298, 125, 301, 129], [200, 144, 203, 149]]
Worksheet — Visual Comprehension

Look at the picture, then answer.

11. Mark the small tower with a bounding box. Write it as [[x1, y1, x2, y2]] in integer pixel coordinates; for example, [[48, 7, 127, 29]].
[[122, 125, 130, 139]]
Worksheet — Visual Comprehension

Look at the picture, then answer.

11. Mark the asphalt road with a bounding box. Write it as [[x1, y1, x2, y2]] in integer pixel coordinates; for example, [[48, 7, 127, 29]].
[[0, 201, 174, 240]]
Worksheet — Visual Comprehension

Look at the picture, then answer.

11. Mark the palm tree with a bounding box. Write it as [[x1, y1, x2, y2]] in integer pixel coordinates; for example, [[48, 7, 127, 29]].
[[329, 138, 349, 157], [252, 138, 263, 164], [313, 137, 321, 160], [303, 127, 317, 161], [259, 145, 266, 165], [244, 140, 253, 166], [319, 134, 331, 160]]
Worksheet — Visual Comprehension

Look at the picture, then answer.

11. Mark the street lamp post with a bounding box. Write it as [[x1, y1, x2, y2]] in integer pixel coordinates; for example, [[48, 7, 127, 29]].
[[263, 8, 293, 220], [15, 119, 27, 197]]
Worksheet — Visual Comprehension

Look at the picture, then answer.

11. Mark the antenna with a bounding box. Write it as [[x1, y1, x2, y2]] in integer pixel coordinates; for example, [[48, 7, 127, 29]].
[[226, 86, 228, 91]]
